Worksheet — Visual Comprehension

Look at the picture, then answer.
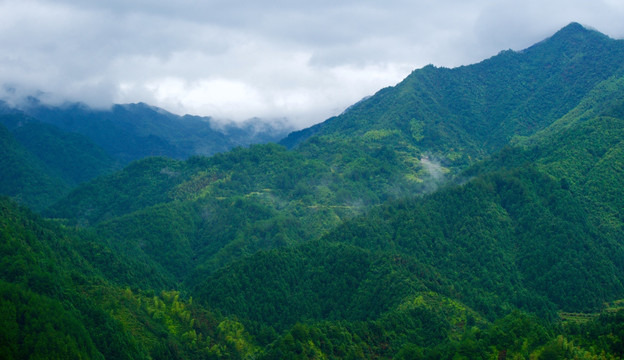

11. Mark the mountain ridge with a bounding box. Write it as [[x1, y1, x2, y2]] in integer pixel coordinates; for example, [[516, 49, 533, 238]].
[[1, 99, 292, 164], [3, 23, 624, 359], [283, 22, 624, 158]]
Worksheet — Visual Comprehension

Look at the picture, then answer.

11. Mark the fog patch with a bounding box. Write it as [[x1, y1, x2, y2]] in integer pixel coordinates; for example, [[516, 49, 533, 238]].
[[420, 155, 448, 193]]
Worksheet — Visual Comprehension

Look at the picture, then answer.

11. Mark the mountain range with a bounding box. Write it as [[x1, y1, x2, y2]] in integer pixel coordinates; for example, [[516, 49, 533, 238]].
[[1, 22, 624, 359], [0, 100, 291, 210]]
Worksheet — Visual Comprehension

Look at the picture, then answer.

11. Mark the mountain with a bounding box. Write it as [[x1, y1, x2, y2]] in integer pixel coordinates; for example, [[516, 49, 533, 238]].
[[191, 34, 624, 356], [0, 121, 69, 210], [45, 23, 624, 261], [3, 23, 624, 359], [0, 113, 117, 185], [193, 63, 624, 328], [0, 99, 292, 210], [284, 23, 624, 168], [0, 113, 118, 210], [0, 196, 267, 359], [11, 101, 292, 164]]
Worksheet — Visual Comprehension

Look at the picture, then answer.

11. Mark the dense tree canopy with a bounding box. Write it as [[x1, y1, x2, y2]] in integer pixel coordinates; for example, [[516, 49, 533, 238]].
[[2, 23, 624, 359]]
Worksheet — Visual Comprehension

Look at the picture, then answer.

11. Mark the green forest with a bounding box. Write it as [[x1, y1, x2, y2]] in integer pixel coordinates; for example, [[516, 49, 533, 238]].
[[1, 22, 624, 359]]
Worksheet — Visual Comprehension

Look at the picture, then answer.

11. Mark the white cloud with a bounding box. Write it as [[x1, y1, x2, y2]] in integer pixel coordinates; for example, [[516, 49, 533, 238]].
[[1, 0, 624, 128]]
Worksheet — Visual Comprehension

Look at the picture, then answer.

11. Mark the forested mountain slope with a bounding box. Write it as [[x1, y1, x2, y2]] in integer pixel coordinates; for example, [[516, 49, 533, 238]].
[[0, 99, 290, 210], [465, 69, 624, 240], [3, 23, 624, 359], [5, 189, 623, 359], [12, 101, 290, 163], [0, 113, 117, 210], [0, 197, 274, 359], [45, 23, 624, 282], [191, 61, 624, 358], [0, 122, 68, 210], [195, 68, 624, 333], [284, 23, 624, 168]]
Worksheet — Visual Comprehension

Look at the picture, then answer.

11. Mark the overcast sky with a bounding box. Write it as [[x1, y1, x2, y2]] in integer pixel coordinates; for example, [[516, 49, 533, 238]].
[[1, 0, 624, 128]]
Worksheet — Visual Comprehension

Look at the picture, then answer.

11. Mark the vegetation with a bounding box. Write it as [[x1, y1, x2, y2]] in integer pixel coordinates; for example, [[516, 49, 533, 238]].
[[0, 114, 117, 210], [20, 101, 290, 163], [2, 23, 624, 358], [0, 122, 69, 211]]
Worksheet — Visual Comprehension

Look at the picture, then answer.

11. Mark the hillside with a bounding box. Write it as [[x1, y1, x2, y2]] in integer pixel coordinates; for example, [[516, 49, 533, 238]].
[[195, 68, 624, 329], [190, 57, 624, 357], [0, 196, 276, 359], [0, 122, 69, 210], [0, 99, 292, 210], [284, 23, 624, 169], [4, 183, 623, 359], [44, 23, 624, 276], [13, 100, 291, 163], [2, 23, 624, 359], [0, 113, 117, 210]]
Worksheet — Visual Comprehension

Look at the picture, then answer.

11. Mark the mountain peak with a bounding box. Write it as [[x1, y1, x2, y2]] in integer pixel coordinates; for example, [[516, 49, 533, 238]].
[[547, 22, 609, 44], [521, 22, 612, 57], [558, 22, 589, 34]]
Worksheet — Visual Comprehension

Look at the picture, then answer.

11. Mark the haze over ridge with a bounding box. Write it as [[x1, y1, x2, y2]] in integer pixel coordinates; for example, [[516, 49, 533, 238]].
[[2, 0, 624, 128]]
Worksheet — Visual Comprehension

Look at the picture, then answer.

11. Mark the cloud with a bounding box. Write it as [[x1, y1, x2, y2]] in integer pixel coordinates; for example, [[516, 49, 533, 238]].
[[2, 0, 624, 128]]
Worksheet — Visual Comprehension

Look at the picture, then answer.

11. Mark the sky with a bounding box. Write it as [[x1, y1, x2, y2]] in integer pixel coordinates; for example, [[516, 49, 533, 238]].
[[1, 0, 624, 129]]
